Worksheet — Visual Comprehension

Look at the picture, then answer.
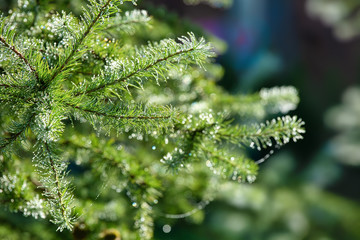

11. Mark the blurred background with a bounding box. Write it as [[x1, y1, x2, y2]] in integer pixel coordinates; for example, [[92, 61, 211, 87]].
[[1, 0, 359, 239], [148, 0, 360, 239]]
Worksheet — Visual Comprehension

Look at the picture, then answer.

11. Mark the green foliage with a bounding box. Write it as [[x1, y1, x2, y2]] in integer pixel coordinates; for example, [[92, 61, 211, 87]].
[[0, 0, 304, 239], [211, 152, 360, 240], [325, 87, 360, 165], [306, 0, 360, 40]]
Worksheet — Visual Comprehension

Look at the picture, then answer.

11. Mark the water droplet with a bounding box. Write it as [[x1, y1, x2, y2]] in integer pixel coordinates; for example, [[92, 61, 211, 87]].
[[163, 224, 171, 233], [206, 160, 212, 168], [132, 202, 138, 208], [152, 146, 156, 150], [247, 175, 256, 183]]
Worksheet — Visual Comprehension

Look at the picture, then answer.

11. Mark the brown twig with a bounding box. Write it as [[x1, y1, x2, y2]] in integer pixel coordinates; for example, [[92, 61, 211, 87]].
[[0, 36, 40, 81]]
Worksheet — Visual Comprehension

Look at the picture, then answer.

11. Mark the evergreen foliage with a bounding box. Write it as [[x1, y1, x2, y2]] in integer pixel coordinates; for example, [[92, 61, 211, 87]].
[[307, 0, 360, 40], [0, 0, 304, 239], [325, 87, 360, 166]]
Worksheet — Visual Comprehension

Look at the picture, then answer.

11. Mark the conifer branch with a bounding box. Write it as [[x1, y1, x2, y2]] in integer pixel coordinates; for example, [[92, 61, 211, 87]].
[[46, 0, 113, 87], [70, 33, 213, 98], [210, 86, 300, 118], [0, 36, 39, 81], [199, 145, 237, 168], [78, 48, 195, 96], [0, 171, 47, 220], [64, 99, 176, 134], [63, 134, 158, 240], [0, 113, 34, 151], [0, 0, 305, 237], [161, 124, 210, 171], [33, 140, 75, 231], [0, 83, 26, 89], [67, 103, 171, 120], [44, 142, 67, 219], [198, 144, 258, 182], [0, 130, 23, 150], [28, 104, 74, 231], [218, 116, 305, 150]]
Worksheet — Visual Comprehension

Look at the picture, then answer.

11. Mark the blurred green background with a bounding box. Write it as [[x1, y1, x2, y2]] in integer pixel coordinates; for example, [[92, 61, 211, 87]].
[[1, 0, 360, 239], [149, 0, 360, 239]]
